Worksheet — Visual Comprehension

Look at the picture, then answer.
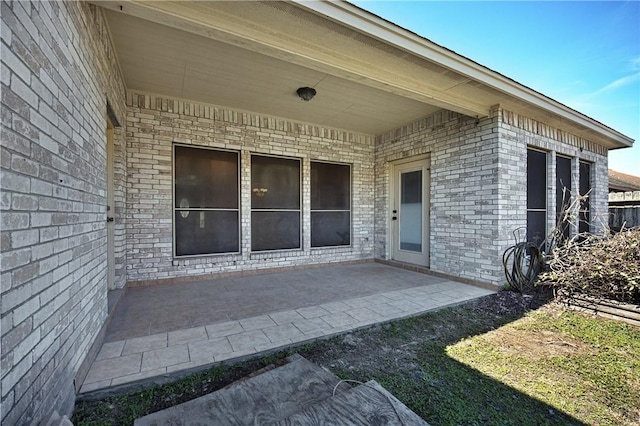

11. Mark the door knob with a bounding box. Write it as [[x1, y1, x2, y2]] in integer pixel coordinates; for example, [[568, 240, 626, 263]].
[[392, 216, 397, 220], [107, 217, 114, 223]]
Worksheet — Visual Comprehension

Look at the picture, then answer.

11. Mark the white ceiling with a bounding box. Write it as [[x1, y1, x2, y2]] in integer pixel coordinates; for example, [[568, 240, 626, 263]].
[[105, 10, 441, 135], [99, 1, 632, 148]]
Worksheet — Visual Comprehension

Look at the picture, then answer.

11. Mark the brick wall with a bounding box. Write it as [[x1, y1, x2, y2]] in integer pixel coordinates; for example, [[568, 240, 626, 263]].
[[0, 2, 613, 422], [375, 106, 609, 287], [498, 108, 609, 239], [375, 110, 504, 284], [1, 1, 126, 424], [125, 91, 375, 283]]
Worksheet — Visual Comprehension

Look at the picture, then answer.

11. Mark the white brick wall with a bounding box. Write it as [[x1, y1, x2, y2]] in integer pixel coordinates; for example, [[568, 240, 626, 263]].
[[125, 91, 375, 283], [498, 107, 609, 240], [375, 106, 609, 287], [0, 1, 613, 423], [375, 110, 504, 284], [1, 1, 126, 424]]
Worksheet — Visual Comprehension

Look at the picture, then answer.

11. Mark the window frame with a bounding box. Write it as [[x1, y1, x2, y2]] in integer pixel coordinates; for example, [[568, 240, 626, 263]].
[[172, 143, 241, 258], [555, 154, 572, 243], [526, 148, 548, 250], [310, 160, 352, 248], [579, 160, 592, 235], [250, 153, 302, 252]]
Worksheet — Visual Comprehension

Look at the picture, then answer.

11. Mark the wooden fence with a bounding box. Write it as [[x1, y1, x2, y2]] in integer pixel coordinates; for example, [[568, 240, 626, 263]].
[[608, 191, 640, 231], [569, 296, 640, 327]]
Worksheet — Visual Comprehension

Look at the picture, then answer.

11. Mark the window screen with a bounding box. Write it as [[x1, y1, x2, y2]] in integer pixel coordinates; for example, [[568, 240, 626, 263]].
[[579, 161, 591, 234], [251, 155, 301, 251], [556, 156, 572, 242], [311, 162, 351, 247], [174, 145, 239, 256], [527, 149, 547, 248]]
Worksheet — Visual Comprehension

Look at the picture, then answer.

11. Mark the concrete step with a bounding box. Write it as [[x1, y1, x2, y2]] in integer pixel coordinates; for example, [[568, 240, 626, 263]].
[[277, 380, 429, 425], [134, 354, 349, 425]]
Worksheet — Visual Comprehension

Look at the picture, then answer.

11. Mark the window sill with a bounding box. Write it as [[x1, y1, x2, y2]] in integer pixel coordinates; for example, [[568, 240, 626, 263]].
[[310, 245, 353, 252], [172, 253, 242, 266], [249, 248, 304, 260]]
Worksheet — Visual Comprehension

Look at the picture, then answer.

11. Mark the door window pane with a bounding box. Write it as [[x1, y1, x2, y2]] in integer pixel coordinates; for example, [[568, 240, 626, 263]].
[[400, 170, 422, 252], [311, 162, 351, 247], [251, 155, 301, 251], [174, 145, 239, 256]]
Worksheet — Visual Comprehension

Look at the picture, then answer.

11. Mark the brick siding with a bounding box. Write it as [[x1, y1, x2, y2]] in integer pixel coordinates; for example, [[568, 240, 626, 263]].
[[498, 107, 609, 238], [1, 2, 126, 424], [375, 106, 609, 286], [1, 1, 613, 423], [376, 109, 505, 284], [125, 91, 375, 283]]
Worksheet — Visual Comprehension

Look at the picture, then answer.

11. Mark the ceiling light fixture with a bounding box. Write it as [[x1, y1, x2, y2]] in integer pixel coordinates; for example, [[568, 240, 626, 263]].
[[296, 87, 316, 101]]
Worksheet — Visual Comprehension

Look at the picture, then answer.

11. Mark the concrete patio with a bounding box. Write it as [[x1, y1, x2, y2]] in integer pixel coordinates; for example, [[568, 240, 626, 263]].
[[79, 262, 494, 394]]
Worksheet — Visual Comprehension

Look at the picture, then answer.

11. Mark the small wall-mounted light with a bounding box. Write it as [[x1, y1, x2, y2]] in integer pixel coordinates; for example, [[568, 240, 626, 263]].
[[296, 87, 316, 101]]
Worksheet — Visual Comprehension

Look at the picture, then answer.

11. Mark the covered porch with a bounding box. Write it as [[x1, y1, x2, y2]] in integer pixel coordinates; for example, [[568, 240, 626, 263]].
[[79, 262, 494, 394]]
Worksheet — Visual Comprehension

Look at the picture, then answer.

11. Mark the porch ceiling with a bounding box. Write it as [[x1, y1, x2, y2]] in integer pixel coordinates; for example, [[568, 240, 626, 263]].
[[98, 1, 633, 148], [104, 10, 440, 135]]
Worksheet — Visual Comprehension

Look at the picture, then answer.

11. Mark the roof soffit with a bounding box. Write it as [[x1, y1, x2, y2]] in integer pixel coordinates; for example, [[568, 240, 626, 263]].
[[294, 1, 633, 149], [95, 0, 633, 149], [95, 0, 490, 118]]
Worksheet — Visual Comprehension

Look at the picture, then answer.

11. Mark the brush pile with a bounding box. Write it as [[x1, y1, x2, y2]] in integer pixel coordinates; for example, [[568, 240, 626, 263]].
[[538, 228, 640, 305]]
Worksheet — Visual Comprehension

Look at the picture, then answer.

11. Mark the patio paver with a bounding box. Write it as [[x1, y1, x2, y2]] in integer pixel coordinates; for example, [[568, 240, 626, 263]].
[[168, 326, 208, 346], [141, 346, 189, 372], [79, 262, 495, 393]]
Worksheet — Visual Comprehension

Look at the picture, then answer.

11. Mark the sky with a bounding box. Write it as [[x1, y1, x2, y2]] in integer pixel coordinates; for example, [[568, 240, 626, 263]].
[[352, 1, 640, 176]]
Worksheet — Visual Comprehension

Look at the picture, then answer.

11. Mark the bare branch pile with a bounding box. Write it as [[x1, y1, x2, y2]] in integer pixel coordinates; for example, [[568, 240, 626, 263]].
[[538, 228, 640, 304]]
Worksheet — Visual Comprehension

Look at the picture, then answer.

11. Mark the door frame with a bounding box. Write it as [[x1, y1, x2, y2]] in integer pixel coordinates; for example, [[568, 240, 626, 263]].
[[390, 155, 430, 267], [106, 120, 115, 290]]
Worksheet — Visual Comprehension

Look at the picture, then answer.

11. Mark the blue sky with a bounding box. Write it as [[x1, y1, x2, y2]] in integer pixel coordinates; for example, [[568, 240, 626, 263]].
[[352, 1, 640, 176]]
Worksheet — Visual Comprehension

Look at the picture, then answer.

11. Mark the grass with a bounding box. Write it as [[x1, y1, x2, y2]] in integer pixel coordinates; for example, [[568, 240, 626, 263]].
[[72, 294, 640, 425], [445, 308, 640, 426]]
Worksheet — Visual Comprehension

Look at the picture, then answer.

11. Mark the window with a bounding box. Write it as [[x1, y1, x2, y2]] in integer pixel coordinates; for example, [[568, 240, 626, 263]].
[[251, 155, 301, 251], [579, 161, 591, 234], [311, 162, 351, 247], [399, 170, 422, 251], [527, 149, 547, 248], [556, 155, 572, 242], [174, 145, 239, 256]]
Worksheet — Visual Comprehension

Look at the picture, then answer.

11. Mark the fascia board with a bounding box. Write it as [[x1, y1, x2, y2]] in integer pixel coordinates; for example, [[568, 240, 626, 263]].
[[296, 1, 634, 148]]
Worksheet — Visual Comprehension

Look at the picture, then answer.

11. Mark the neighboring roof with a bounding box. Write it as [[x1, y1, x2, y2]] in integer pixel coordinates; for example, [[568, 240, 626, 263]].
[[609, 169, 640, 192], [97, 0, 634, 149]]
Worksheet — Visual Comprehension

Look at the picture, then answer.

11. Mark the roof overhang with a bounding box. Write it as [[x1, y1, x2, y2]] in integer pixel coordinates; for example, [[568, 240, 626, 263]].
[[95, 0, 634, 149]]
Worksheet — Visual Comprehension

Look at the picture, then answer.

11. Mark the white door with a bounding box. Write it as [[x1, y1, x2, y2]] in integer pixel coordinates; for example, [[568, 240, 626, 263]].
[[391, 158, 430, 266], [106, 122, 115, 290]]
